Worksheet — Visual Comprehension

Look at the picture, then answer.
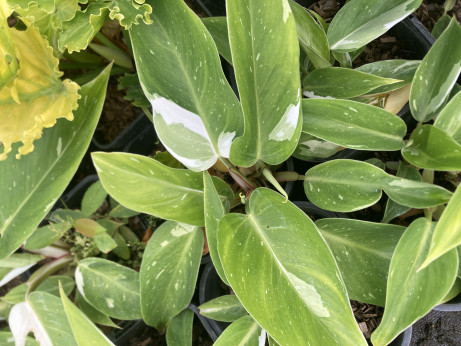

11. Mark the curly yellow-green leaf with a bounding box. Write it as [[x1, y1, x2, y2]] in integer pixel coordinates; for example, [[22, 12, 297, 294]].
[[0, 20, 80, 161], [0, 3, 18, 89]]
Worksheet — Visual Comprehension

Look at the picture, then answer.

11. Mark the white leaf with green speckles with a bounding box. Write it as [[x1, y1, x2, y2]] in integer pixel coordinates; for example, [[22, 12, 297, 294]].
[[92, 152, 233, 227], [218, 188, 366, 345], [76, 258, 141, 320], [130, 0, 242, 171], [140, 221, 203, 330], [228, 0, 302, 167]]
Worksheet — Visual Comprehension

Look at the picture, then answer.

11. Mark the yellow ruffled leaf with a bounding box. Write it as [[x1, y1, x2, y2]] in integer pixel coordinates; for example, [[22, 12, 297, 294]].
[[0, 3, 19, 89], [0, 19, 80, 161]]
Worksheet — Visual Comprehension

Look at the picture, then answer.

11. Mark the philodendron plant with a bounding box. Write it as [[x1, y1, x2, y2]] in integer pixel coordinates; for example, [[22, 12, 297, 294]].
[[4, 0, 461, 345]]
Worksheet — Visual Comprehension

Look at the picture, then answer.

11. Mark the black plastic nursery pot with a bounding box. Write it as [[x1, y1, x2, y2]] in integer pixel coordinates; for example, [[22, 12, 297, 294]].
[[92, 112, 156, 156]]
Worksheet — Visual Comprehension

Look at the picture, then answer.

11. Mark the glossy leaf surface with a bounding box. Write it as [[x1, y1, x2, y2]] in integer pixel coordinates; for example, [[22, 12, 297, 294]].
[[293, 133, 339, 161], [356, 60, 420, 94], [203, 172, 229, 285], [402, 125, 461, 171], [9, 292, 77, 346], [166, 309, 194, 346], [60, 286, 114, 346], [130, 0, 242, 171], [422, 184, 461, 268], [81, 180, 107, 217], [140, 221, 203, 330], [228, 0, 302, 167], [214, 315, 263, 346], [302, 99, 406, 150], [289, 0, 331, 69], [202, 17, 232, 64], [410, 18, 461, 121], [76, 291, 118, 328], [328, 0, 423, 52], [76, 258, 141, 320], [316, 219, 405, 306], [92, 152, 233, 226], [198, 295, 247, 322], [371, 218, 458, 345], [434, 90, 461, 144], [0, 66, 110, 259], [218, 188, 366, 345], [303, 67, 400, 99]]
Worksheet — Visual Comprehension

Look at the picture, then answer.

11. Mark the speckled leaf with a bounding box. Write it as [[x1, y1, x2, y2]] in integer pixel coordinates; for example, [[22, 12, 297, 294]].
[[289, 0, 331, 69], [81, 180, 107, 217], [304, 160, 389, 212], [434, 90, 461, 144], [421, 185, 461, 269], [92, 152, 233, 226], [402, 125, 461, 171], [303, 67, 400, 99], [316, 219, 405, 306], [214, 315, 264, 346], [301, 99, 406, 150], [228, 0, 302, 167], [356, 60, 420, 94], [328, 0, 423, 52], [203, 171, 229, 285], [140, 221, 203, 330], [76, 258, 141, 320], [76, 291, 118, 328], [9, 292, 77, 346], [305, 159, 452, 212], [198, 295, 247, 322], [60, 286, 114, 346], [382, 162, 421, 223], [218, 188, 366, 345], [166, 309, 194, 346], [0, 65, 110, 260], [371, 218, 458, 346], [202, 17, 232, 64], [293, 132, 340, 161], [130, 0, 242, 171], [410, 18, 461, 122]]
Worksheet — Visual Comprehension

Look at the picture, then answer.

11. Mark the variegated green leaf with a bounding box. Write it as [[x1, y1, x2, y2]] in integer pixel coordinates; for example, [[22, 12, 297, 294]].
[[0, 3, 18, 89], [289, 0, 331, 69], [9, 292, 77, 346], [202, 17, 232, 64], [130, 0, 242, 171], [60, 286, 114, 346], [140, 221, 203, 330], [382, 162, 421, 223], [371, 218, 458, 346], [198, 295, 247, 322], [81, 180, 107, 217], [421, 184, 461, 269], [304, 160, 451, 212], [228, 0, 302, 167], [0, 332, 38, 346], [434, 90, 461, 144], [76, 258, 141, 320], [203, 171, 229, 285], [92, 152, 233, 226], [402, 125, 461, 171], [0, 65, 110, 259], [166, 309, 194, 346], [302, 99, 406, 150], [76, 291, 118, 328], [410, 18, 461, 122], [303, 67, 400, 99], [293, 132, 340, 161], [316, 219, 405, 306], [218, 188, 366, 345], [214, 315, 263, 346], [328, 0, 423, 52], [356, 60, 420, 94]]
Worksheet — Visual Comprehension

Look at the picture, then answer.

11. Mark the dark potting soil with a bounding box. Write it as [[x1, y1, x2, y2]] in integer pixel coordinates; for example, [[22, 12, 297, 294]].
[[415, 0, 461, 33], [411, 310, 461, 345], [351, 301, 384, 341]]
